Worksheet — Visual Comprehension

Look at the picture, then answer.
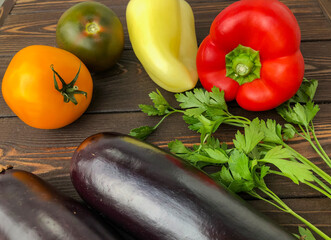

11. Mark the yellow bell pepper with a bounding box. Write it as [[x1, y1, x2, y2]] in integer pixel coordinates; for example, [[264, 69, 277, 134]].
[[126, 0, 198, 92]]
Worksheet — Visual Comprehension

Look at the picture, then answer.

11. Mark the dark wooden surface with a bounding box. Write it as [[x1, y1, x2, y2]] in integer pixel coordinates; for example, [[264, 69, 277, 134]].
[[0, 0, 331, 239], [0, 0, 15, 27]]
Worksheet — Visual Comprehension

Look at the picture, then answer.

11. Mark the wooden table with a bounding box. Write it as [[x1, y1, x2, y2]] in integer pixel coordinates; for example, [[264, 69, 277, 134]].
[[0, 0, 331, 239]]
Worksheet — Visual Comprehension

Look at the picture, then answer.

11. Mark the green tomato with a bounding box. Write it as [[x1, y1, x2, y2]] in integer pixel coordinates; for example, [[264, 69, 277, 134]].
[[56, 1, 124, 72]]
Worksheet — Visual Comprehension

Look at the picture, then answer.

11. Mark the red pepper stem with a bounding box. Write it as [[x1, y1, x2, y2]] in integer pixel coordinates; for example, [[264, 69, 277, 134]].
[[225, 44, 261, 85]]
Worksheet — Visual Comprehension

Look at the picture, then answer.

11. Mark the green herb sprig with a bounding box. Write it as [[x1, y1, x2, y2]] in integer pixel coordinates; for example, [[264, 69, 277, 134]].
[[130, 87, 250, 141], [277, 78, 331, 169], [129, 83, 331, 240]]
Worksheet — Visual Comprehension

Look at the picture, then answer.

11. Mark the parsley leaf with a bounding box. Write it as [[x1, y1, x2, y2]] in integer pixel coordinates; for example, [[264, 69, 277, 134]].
[[253, 165, 270, 188], [129, 126, 155, 140], [228, 150, 252, 181], [261, 146, 315, 184], [182, 115, 202, 132], [139, 104, 161, 116], [295, 227, 317, 240], [168, 139, 192, 155], [209, 87, 228, 111], [175, 89, 207, 112], [277, 101, 320, 128], [148, 89, 171, 115], [233, 118, 264, 154], [289, 78, 318, 104], [204, 148, 228, 164], [218, 166, 234, 186], [283, 123, 297, 141], [259, 119, 283, 144], [168, 140, 226, 166]]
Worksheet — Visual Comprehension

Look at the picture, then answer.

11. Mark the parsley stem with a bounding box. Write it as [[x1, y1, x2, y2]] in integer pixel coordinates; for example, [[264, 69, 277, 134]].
[[258, 187, 330, 240], [304, 179, 331, 199], [289, 212, 330, 240], [223, 115, 251, 128], [298, 124, 331, 168], [248, 190, 287, 212], [305, 136, 331, 168], [282, 143, 331, 188], [309, 123, 331, 167], [268, 170, 331, 198], [153, 110, 183, 130], [312, 175, 331, 196], [224, 119, 248, 126], [226, 114, 251, 125], [197, 133, 211, 152]]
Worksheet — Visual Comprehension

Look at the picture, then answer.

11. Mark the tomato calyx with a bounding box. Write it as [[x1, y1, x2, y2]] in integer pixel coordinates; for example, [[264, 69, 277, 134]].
[[225, 45, 261, 85], [51, 64, 87, 105]]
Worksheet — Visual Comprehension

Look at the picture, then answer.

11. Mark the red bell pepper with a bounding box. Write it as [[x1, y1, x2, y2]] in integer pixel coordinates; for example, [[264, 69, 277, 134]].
[[196, 0, 304, 111]]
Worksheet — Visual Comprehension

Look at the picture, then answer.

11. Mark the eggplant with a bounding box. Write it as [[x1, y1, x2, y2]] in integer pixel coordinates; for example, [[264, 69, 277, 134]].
[[0, 167, 124, 240], [70, 132, 296, 240]]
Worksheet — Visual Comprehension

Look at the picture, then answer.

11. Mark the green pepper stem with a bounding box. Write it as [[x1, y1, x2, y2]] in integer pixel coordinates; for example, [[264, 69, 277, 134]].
[[225, 44, 261, 85]]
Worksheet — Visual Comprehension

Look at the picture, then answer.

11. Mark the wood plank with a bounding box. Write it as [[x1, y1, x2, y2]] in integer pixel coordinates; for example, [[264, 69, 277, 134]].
[[0, 111, 329, 238], [9, 0, 318, 13], [249, 198, 331, 239], [0, 0, 15, 27], [0, 106, 330, 198], [1, 1, 330, 239], [0, 0, 330, 56], [0, 40, 331, 117], [0, 6, 130, 52], [318, 0, 331, 21]]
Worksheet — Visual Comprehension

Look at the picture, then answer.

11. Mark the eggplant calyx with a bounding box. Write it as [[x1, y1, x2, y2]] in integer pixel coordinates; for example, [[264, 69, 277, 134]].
[[0, 165, 13, 173]]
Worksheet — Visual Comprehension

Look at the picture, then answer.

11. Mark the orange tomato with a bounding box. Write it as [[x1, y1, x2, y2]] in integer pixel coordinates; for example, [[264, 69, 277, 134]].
[[2, 45, 93, 129]]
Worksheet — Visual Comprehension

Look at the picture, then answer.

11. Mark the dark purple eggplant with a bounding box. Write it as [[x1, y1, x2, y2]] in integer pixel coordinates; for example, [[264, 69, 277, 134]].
[[70, 132, 296, 240], [0, 167, 124, 240]]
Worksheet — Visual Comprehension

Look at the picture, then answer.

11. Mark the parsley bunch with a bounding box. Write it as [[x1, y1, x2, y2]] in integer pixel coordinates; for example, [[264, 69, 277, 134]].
[[170, 118, 329, 239], [129, 83, 331, 240]]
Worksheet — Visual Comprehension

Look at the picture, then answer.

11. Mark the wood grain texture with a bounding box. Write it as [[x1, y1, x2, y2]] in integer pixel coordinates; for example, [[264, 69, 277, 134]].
[[0, 0, 330, 239], [0, 0, 331, 56], [0, 0, 15, 27], [249, 198, 331, 238], [0, 105, 330, 196], [0, 40, 331, 117], [0, 111, 330, 238], [318, 0, 331, 21]]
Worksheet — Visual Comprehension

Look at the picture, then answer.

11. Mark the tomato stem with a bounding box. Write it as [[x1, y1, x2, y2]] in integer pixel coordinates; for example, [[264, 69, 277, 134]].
[[51, 64, 87, 105], [86, 22, 100, 34]]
